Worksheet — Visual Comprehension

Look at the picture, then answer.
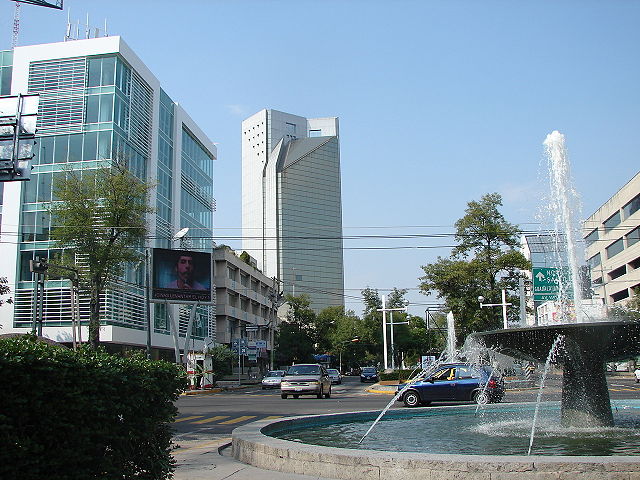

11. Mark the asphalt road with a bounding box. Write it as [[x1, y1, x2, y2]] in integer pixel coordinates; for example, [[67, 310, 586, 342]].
[[173, 372, 640, 438], [173, 375, 389, 437]]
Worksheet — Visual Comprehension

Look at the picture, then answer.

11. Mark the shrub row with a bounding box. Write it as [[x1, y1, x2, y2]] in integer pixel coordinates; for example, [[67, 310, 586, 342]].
[[0, 334, 187, 480]]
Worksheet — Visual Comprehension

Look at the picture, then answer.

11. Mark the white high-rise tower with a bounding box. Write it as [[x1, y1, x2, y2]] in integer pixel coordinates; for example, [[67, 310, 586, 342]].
[[241, 109, 344, 312]]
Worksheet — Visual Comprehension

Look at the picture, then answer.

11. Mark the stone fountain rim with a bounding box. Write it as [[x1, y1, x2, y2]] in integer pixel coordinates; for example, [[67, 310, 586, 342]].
[[232, 403, 640, 480]]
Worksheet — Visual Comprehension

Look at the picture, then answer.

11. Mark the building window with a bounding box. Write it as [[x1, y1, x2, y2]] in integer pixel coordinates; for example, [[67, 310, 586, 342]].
[[609, 265, 626, 281], [603, 211, 621, 233], [606, 238, 624, 259], [611, 289, 629, 302], [622, 193, 640, 219], [627, 226, 640, 247], [285, 122, 296, 137], [587, 252, 601, 269], [584, 228, 599, 247], [309, 129, 322, 137]]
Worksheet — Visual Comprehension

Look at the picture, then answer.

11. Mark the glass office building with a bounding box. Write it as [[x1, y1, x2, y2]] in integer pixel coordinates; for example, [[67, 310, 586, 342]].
[[0, 37, 216, 356], [241, 109, 344, 312]]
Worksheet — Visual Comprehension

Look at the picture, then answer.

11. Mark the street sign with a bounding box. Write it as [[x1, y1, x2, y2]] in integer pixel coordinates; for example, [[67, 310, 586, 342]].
[[532, 267, 573, 301]]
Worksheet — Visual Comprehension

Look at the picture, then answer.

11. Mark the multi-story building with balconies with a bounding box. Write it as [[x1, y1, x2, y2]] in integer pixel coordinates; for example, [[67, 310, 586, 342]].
[[584, 171, 640, 306]]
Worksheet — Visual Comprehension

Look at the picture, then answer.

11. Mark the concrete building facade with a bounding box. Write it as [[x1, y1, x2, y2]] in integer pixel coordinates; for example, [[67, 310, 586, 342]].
[[584, 171, 640, 306], [0, 37, 216, 358], [241, 109, 344, 312], [213, 247, 279, 370]]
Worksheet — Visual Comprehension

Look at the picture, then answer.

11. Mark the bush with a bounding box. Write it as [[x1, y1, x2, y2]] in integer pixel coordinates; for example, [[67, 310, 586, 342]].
[[0, 334, 187, 480], [379, 369, 421, 382]]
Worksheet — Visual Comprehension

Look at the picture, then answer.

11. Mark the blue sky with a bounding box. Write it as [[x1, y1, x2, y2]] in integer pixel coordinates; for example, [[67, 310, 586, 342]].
[[2, 0, 639, 317]]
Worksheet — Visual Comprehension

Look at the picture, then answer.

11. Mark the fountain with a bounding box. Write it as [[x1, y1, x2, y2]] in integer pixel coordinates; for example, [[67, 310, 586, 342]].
[[476, 131, 640, 428], [230, 131, 640, 478]]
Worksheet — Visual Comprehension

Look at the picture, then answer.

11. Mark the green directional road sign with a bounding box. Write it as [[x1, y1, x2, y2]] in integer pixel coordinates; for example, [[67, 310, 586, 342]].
[[532, 267, 573, 301]]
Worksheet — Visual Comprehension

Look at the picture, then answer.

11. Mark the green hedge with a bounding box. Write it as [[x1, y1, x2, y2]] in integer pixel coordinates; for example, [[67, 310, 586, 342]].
[[379, 369, 421, 382], [0, 334, 187, 480]]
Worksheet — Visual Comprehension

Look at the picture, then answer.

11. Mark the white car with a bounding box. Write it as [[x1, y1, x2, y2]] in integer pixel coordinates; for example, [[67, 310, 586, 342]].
[[327, 368, 342, 384], [261, 370, 285, 389]]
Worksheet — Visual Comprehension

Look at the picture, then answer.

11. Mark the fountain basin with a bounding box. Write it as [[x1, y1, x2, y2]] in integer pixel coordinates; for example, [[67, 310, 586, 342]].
[[232, 403, 640, 480], [474, 320, 640, 428]]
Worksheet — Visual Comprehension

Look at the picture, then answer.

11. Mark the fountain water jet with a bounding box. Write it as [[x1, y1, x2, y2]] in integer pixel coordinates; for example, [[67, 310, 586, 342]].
[[476, 130, 640, 428]]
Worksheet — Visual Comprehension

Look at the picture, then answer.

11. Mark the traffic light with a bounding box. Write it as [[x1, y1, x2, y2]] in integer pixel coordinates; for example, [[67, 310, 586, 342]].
[[29, 257, 48, 274]]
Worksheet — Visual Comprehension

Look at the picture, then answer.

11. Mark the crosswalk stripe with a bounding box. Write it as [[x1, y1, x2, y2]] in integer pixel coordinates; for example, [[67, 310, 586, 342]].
[[192, 415, 230, 424], [219, 415, 257, 425], [174, 415, 204, 423], [263, 415, 283, 420]]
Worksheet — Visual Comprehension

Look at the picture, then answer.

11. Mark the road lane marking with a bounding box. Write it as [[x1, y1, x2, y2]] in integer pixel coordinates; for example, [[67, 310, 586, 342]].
[[263, 415, 283, 420], [174, 415, 204, 423], [192, 415, 230, 424], [219, 415, 257, 425]]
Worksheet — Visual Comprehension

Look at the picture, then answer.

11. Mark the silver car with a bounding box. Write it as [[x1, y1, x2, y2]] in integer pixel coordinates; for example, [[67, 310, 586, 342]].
[[327, 368, 342, 384], [261, 370, 285, 389], [280, 364, 332, 399]]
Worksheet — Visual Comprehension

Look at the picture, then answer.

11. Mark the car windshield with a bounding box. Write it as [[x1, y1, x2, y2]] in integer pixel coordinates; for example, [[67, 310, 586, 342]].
[[362, 368, 376, 373], [266, 371, 284, 377], [287, 365, 320, 375]]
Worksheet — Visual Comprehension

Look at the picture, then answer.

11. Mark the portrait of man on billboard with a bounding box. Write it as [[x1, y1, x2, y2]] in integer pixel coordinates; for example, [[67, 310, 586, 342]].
[[152, 248, 212, 303]]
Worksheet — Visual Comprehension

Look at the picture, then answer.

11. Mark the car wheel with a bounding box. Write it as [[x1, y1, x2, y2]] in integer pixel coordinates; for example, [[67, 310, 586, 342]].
[[316, 386, 323, 399], [473, 391, 490, 405], [403, 390, 421, 408], [324, 386, 331, 399], [281, 393, 287, 399], [293, 394, 299, 399]]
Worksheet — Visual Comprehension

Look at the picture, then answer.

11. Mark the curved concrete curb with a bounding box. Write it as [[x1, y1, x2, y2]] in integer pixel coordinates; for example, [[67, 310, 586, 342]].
[[232, 410, 640, 480]]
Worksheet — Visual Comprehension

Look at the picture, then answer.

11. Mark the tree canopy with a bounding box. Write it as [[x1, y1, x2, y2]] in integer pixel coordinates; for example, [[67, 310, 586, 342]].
[[49, 160, 153, 348], [419, 193, 530, 340]]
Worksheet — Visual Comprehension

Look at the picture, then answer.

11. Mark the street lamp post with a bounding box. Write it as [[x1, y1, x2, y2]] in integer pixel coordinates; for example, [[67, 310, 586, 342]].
[[377, 295, 408, 370], [339, 337, 359, 374], [478, 289, 512, 329]]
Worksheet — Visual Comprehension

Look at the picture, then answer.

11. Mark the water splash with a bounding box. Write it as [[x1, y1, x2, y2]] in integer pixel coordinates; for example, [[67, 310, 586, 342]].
[[541, 131, 586, 324], [528, 334, 565, 455]]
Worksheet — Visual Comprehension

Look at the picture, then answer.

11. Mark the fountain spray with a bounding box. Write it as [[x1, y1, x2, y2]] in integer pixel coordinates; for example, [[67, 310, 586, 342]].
[[543, 131, 585, 323]]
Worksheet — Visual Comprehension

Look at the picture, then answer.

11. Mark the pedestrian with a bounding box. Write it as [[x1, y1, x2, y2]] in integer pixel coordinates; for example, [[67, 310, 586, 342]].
[[634, 367, 640, 384]]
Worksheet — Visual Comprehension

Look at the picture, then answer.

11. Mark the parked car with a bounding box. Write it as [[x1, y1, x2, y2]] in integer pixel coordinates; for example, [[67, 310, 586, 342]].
[[280, 364, 332, 399], [396, 363, 504, 407], [327, 368, 342, 384], [360, 366, 379, 383], [261, 370, 286, 389]]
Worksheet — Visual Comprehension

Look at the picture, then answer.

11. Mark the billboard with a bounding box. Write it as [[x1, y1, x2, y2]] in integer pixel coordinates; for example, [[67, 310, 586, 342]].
[[151, 248, 213, 304]]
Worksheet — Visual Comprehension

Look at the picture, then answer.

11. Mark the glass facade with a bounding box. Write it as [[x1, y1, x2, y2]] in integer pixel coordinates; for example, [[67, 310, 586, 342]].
[[180, 128, 214, 252], [14, 53, 153, 329], [0, 50, 12, 95], [278, 137, 343, 311]]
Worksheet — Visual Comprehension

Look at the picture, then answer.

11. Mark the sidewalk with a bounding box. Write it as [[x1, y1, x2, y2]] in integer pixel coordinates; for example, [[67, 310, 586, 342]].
[[172, 434, 333, 480]]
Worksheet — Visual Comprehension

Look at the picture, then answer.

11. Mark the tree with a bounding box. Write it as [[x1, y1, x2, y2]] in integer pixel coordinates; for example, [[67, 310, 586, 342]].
[[419, 193, 530, 340], [0, 277, 13, 308], [274, 294, 316, 366], [49, 161, 153, 349]]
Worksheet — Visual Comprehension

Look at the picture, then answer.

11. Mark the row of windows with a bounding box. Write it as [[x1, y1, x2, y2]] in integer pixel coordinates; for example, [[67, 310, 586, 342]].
[[601, 192, 640, 233], [599, 225, 640, 261]]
